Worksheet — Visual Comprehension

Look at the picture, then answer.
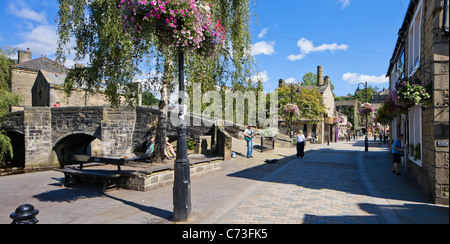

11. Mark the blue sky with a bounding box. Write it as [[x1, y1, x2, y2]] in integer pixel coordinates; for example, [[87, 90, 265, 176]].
[[0, 0, 411, 96], [250, 0, 411, 96]]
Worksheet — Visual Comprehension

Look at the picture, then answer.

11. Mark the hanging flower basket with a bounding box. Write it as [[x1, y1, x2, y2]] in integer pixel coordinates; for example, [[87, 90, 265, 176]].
[[283, 103, 300, 116], [396, 78, 431, 108], [120, 0, 226, 53], [359, 103, 374, 115], [333, 117, 342, 124]]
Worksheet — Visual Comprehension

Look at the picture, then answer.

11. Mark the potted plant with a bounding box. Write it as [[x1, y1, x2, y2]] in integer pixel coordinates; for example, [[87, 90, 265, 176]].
[[358, 102, 374, 115], [120, 0, 226, 53], [283, 103, 300, 116], [396, 78, 431, 108]]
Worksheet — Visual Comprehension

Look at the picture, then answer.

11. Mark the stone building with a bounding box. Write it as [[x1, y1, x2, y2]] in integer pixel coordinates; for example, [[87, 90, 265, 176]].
[[10, 49, 141, 111], [371, 88, 390, 103], [10, 49, 67, 111], [386, 0, 449, 204], [335, 99, 360, 130], [279, 66, 338, 144]]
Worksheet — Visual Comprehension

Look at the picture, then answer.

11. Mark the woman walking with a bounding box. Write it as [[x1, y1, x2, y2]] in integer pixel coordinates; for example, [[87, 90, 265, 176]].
[[296, 130, 306, 158], [392, 134, 404, 175]]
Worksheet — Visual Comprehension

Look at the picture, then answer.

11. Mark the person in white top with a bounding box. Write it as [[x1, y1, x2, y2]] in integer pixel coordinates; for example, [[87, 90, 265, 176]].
[[244, 126, 255, 158], [296, 130, 306, 158]]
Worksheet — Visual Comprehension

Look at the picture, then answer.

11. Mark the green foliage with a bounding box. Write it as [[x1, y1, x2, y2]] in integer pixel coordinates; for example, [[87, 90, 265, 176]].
[[0, 130, 13, 161], [301, 72, 317, 86], [375, 102, 394, 126], [186, 139, 196, 151], [57, 0, 149, 108], [142, 91, 160, 106], [276, 84, 326, 122], [56, 0, 257, 108], [0, 46, 21, 161], [354, 86, 378, 103]]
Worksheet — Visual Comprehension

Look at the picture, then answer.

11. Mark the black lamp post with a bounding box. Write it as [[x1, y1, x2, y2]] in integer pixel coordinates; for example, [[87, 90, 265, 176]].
[[173, 50, 191, 222], [357, 81, 369, 152]]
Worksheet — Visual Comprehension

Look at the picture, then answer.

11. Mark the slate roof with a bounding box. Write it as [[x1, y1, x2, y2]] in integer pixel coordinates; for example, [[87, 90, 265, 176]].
[[39, 70, 67, 86], [14, 57, 68, 74]]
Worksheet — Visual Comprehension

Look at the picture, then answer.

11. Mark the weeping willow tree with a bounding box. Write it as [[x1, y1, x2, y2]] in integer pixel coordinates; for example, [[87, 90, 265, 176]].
[[56, 0, 256, 162], [0, 46, 22, 162]]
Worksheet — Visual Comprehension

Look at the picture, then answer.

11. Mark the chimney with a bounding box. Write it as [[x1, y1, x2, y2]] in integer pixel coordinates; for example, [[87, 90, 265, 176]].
[[18, 48, 32, 63], [324, 76, 330, 87], [317, 66, 324, 86]]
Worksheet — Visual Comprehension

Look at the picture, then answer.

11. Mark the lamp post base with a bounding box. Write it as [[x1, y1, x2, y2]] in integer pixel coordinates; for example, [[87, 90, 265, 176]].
[[173, 161, 191, 222]]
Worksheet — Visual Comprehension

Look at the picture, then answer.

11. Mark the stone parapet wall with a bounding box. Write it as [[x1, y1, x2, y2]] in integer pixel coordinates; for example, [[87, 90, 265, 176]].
[[122, 161, 223, 192]]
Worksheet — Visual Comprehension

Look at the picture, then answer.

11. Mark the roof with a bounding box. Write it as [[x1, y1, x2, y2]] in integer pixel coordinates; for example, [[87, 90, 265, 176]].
[[300, 85, 328, 94], [14, 57, 68, 74], [39, 70, 67, 86]]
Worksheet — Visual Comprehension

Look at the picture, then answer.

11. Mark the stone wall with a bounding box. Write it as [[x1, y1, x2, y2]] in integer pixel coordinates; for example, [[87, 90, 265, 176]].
[[101, 108, 137, 158], [1, 106, 219, 169], [123, 160, 223, 192], [403, 0, 449, 205], [10, 69, 38, 111], [23, 107, 55, 169], [214, 127, 232, 161]]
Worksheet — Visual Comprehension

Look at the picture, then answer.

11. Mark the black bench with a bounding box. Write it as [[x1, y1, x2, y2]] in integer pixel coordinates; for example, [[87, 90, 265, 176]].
[[55, 155, 126, 192]]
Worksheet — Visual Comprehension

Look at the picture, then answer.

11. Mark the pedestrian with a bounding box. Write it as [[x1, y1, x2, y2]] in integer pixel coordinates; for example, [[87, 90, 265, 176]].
[[145, 136, 155, 157], [244, 125, 255, 158], [392, 134, 404, 175], [164, 137, 176, 159], [296, 130, 306, 158], [53, 101, 61, 107]]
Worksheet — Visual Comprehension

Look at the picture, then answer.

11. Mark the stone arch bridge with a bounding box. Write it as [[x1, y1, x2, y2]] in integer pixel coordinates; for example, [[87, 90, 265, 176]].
[[0, 106, 217, 169]]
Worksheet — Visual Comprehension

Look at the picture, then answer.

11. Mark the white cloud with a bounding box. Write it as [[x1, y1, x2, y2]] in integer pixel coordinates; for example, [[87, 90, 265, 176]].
[[287, 38, 349, 61], [258, 28, 269, 39], [285, 77, 297, 84], [342, 72, 388, 85], [8, 3, 48, 24], [251, 70, 270, 83], [287, 54, 306, 61], [338, 0, 351, 10], [297, 38, 349, 54], [251, 41, 276, 56], [16, 25, 58, 57]]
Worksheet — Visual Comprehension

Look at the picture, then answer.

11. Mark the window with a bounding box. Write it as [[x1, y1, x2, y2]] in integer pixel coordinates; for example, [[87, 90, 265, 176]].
[[391, 49, 405, 90], [396, 49, 405, 82], [408, 1, 422, 76], [408, 105, 422, 166]]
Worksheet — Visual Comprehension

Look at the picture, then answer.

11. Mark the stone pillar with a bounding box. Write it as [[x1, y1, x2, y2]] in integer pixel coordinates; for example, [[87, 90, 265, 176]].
[[24, 107, 55, 169], [101, 107, 136, 158]]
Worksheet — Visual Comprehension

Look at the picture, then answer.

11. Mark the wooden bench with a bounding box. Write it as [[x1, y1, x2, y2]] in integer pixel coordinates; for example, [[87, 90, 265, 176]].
[[55, 155, 126, 192]]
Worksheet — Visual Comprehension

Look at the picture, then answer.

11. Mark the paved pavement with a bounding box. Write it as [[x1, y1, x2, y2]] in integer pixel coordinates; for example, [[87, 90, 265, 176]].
[[0, 138, 448, 224]]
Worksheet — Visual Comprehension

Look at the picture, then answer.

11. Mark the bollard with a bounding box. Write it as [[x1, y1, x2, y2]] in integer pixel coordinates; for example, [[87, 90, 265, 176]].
[[10, 204, 39, 224]]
